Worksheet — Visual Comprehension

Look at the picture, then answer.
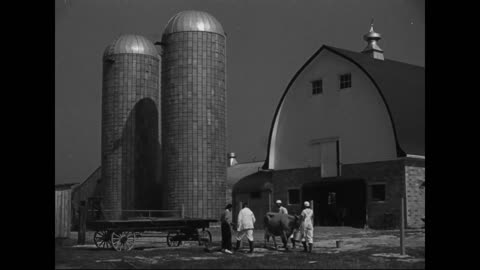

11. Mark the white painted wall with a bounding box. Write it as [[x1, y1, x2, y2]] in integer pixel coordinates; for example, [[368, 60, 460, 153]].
[[269, 50, 397, 170]]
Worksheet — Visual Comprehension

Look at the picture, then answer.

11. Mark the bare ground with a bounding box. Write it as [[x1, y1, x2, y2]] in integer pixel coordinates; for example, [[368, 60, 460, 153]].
[[55, 227, 425, 269]]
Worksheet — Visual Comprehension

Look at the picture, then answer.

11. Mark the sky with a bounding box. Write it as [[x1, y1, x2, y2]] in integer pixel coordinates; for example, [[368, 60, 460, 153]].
[[55, 0, 425, 185]]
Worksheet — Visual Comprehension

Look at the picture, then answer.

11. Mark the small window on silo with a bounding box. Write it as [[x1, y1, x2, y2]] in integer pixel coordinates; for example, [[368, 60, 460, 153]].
[[371, 184, 386, 201], [288, 189, 300, 205], [250, 192, 261, 199]]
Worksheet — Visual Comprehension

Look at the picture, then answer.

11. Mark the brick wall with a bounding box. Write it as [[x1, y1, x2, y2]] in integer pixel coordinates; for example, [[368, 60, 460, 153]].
[[231, 158, 425, 229], [232, 190, 271, 229], [226, 187, 233, 205], [405, 158, 425, 228], [342, 159, 405, 229], [271, 167, 322, 215]]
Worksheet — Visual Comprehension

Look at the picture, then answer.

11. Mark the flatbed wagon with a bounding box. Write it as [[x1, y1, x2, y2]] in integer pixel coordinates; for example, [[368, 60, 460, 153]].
[[87, 217, 216, 251]]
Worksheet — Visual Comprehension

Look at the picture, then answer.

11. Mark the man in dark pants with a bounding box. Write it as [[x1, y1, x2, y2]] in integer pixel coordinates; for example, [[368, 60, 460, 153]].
[[220, 204, 234, 254]]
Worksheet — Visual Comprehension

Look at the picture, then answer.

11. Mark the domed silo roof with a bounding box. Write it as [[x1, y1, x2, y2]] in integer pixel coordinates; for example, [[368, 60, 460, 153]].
[[103, 34, 158, 59], [163, 10, 225, 36]]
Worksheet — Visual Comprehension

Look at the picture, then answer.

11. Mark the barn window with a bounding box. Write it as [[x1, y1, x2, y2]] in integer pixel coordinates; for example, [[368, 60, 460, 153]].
[[371, 184, 386, 201], [250, 192, 261, 199], [288, 189, 300, 204], [328, 192, 336, 205], [339, 73, 352, 89], [311, 80, 323, 95]]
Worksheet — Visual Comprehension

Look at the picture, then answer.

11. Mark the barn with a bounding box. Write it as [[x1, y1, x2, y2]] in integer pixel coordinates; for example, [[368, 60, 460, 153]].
[[232, 25, 425, 229]]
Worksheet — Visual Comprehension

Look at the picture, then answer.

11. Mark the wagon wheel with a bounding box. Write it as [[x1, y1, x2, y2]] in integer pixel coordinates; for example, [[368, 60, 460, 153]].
[[111, 231, 136, 251], [166, 232, 182, 247], [198, 230, 212, 247], [93, 230, 112, 249]]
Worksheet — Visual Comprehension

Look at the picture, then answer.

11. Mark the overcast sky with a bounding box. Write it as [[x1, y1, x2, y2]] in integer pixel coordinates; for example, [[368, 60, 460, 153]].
[[55, 0, 424, 185]]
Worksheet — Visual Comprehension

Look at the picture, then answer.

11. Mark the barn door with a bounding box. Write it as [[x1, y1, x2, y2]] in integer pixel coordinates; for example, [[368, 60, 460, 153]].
[[322, 141, 337, 177], [311, 139, 339, 177]]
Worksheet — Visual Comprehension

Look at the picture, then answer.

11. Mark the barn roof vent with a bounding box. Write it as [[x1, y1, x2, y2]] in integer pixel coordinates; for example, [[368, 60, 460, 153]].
[[228, 152, 238, 167]]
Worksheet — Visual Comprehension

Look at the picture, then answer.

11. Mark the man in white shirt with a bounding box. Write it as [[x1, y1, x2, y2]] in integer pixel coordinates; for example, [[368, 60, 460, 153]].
[[301, 201, 314, 253], [234, 202, 256, 253]]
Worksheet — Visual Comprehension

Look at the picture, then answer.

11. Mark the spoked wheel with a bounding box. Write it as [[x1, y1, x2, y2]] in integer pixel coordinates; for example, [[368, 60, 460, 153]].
[[93, 230, 112, 249], [198, 230, 212, 247], [111, 231, 136, 251], [166, 232, 182, 247]]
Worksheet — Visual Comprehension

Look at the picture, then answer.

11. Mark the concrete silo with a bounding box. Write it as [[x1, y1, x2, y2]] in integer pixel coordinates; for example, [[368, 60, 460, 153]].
[[101, 34, 161, 219], [160, 11, 227, 219]]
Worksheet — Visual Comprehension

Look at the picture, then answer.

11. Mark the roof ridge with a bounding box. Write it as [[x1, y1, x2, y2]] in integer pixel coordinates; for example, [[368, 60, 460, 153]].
[[324, 45, 424, 69]]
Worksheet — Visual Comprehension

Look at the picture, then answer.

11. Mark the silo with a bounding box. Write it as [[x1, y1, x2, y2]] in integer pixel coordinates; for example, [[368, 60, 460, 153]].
[[161, 10, 226, 219], [101, 34, 161, 219]]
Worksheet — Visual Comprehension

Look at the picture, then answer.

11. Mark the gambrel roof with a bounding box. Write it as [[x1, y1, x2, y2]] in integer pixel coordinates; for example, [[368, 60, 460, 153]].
[[263, 45, 425, 169]]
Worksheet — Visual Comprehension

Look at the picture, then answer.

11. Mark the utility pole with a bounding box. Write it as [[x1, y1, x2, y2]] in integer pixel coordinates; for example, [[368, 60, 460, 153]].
[[400, 196, 405, 255]]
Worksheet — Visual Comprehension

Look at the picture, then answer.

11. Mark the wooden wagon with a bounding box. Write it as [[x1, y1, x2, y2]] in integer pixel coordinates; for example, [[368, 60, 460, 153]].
[[87, 217, 216, 251]]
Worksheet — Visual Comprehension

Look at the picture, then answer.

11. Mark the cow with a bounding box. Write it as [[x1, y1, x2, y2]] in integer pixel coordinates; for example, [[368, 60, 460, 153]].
[[263, 212, 302, 251]]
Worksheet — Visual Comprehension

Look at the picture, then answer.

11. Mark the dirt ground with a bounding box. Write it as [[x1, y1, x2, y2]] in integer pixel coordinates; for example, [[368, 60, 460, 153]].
[[55, 227, 425, 269]]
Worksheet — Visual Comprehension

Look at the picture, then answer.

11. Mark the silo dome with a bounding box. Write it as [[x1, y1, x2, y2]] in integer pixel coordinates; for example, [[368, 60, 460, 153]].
[[103, 34, 158, 59], [163, 10, 225, 36]]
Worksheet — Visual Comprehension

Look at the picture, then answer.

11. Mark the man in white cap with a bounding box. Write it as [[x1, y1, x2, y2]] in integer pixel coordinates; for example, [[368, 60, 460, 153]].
[[275, 199, 297, 248], [275, 200, 288, 215], [300, 201, 314, 253]]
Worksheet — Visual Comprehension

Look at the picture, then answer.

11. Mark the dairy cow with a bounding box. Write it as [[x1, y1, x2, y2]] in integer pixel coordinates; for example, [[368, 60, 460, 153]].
[[263, 212, 302, 250]]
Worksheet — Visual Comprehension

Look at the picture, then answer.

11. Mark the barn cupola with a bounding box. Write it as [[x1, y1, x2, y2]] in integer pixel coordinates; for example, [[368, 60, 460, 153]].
[[362, 19, 384, 60]]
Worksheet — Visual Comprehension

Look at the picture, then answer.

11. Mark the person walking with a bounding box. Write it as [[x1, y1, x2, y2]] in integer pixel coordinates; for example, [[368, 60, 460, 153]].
[[234, 202, 256, 253], [301, 201, 314, 253], [220, 204, 234, 254]]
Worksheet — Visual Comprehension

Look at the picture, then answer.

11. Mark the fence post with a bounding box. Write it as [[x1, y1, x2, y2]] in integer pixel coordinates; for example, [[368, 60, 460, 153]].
[[400, 196, 405, 255], [364, 184, 369, 230], [310, 200, 314, 225], [78, 200, 86, 245]]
